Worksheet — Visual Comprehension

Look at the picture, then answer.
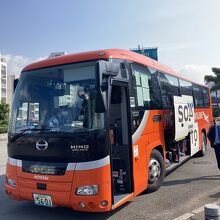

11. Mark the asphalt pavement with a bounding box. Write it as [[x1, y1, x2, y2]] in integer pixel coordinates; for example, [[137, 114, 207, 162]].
[[0, 140, 7, 175], [0, 139, 220, 220]]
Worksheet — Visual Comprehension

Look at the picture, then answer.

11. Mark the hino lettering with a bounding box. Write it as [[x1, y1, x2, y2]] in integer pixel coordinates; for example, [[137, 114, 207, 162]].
[[71, 145, 89, 151]]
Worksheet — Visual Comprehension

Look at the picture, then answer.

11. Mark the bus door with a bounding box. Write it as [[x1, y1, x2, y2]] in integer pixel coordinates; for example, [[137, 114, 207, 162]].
[[109, 82, 133, 204]]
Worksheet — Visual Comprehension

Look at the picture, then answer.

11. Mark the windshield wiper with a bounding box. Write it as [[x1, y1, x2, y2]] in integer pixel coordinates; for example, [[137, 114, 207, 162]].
[[10, 126, 52, 142]]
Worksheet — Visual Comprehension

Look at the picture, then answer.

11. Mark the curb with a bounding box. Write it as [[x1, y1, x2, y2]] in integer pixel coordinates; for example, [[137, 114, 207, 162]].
[[0, 133, 7, 141]]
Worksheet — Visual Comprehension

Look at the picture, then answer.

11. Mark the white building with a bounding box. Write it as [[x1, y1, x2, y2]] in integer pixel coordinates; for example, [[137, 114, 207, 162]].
[[7, 74, 15, 108], [0, 55, 7, 103]]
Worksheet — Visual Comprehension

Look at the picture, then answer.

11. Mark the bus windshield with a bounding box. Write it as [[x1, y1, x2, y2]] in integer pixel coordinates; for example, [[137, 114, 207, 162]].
[[9, 61, 104, 134]]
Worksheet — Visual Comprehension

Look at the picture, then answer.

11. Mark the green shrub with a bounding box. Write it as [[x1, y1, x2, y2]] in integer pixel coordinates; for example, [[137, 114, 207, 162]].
[[0, 102, 9, 127], [0, 127, 7, 134]]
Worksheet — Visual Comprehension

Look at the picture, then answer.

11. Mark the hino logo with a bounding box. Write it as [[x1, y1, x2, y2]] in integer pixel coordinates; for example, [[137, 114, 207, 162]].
[[36, 140, 48, 151], [71, 144, 89, 151]]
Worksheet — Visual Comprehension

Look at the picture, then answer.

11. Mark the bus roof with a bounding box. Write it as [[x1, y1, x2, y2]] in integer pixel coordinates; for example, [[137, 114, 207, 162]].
[[23, 49, 207, 87]]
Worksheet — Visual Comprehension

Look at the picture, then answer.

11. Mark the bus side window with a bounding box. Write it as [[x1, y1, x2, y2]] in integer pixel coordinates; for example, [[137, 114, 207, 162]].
[[159, 72, 180, 109], [202, 88, 210, 107], [179, 79, 193, 96], [131, 64, 161, 109], [193, 85, 204, 108]]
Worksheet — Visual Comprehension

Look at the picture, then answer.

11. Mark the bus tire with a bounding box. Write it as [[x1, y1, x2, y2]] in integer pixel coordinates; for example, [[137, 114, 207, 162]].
[[198, 132, 207, 157], [146, 149, 165, 193]]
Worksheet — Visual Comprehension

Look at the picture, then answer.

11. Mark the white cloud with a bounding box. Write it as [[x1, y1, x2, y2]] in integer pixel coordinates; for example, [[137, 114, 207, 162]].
[[3, 54, 33, 77], [34, 56, 48, 62], [2, 54, 49, 77], [177, 65, 213, 85], [160, 43, 193, 52]]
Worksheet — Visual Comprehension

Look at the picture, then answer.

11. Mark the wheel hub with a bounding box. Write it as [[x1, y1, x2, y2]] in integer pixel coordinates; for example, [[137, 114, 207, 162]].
[[148, 159, 161, 183]]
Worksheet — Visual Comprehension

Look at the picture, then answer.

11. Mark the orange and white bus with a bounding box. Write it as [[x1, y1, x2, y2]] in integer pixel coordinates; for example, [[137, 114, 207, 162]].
[[5, 49, 212, 212]]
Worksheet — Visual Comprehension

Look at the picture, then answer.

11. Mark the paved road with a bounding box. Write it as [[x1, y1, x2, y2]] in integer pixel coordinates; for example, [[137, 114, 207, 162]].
[[0, 140, 220, 220], [0, 140, 7, 175]]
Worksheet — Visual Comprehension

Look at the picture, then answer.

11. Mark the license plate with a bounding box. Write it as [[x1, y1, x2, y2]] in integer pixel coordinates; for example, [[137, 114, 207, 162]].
[[33, 193, 53, 207]]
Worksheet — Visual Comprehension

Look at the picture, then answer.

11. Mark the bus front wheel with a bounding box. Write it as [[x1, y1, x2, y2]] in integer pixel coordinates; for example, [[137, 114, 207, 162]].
[[146, 149, 165, 193]]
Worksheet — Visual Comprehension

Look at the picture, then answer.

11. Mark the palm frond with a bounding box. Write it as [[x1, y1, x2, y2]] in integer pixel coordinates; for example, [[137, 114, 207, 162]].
[[204, 75, 216, 83], [212, 67, 220, 74]]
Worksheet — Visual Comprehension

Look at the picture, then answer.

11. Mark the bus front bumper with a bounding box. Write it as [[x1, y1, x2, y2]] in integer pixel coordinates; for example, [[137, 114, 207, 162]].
[[5, 162, 112, 212]]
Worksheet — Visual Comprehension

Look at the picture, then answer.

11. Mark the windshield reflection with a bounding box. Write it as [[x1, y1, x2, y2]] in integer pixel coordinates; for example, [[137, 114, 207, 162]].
[[9, 62, 104, 134]]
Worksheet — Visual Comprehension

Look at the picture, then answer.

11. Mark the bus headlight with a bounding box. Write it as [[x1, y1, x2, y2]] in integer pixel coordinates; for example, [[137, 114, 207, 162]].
[[7, 178, 16, 187], [76, 185, 98, 195]]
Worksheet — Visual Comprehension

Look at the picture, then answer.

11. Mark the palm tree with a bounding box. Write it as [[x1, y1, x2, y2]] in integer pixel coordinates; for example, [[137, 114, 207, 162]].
[[205, 67, 220, 117], [204, 67, 220, 91]]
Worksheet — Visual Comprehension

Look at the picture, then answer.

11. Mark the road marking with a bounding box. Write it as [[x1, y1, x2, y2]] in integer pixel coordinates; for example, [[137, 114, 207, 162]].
[[173, 213, 194, 220], [191, 206, 204, 214], [173, 202, 218, 220]]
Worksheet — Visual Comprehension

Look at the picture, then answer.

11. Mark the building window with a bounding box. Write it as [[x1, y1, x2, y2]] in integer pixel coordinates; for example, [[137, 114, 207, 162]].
[[1, 97, 6, 102], [0, 57, 6, 63], [1, 64, 6, 71]]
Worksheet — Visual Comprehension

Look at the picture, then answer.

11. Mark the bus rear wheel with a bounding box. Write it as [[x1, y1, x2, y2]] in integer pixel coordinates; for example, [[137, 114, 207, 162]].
[[146, 149, 165, 193]]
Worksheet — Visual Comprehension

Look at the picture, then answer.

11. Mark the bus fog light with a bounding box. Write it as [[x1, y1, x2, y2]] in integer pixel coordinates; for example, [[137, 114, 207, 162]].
[[79, 202, 86, 208], [8, 178, 16, 187], [76, 185, 98, 195], [101, 200, 108, 207]]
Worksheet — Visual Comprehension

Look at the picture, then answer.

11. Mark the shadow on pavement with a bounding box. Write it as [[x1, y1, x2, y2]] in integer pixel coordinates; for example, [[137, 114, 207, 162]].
[[0, 175, 131, 220], [209, 191, 220, 199], [162, 175, 220, 186]]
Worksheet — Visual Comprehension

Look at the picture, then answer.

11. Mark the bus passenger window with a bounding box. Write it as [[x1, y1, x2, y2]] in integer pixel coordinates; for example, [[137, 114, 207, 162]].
[[131, 64, 161, 109], [179, 79, 193, 96], [193, 85, 203, 108], [202, 88, 210, 107], [159, 72, 180, 109]]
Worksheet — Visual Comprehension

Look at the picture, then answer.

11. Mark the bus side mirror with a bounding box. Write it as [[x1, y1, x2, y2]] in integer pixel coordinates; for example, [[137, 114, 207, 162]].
[[95, 61, 120, 113], [97, 61, 120, 87], [14, 79, 19, 92]]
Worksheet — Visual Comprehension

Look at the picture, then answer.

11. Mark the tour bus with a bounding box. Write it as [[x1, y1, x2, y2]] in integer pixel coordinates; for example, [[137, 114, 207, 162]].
[[5, 49, 212, 212]]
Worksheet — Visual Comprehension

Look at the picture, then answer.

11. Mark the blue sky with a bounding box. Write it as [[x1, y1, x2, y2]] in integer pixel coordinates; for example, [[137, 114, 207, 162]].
[[1, 0, 220, 83]]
